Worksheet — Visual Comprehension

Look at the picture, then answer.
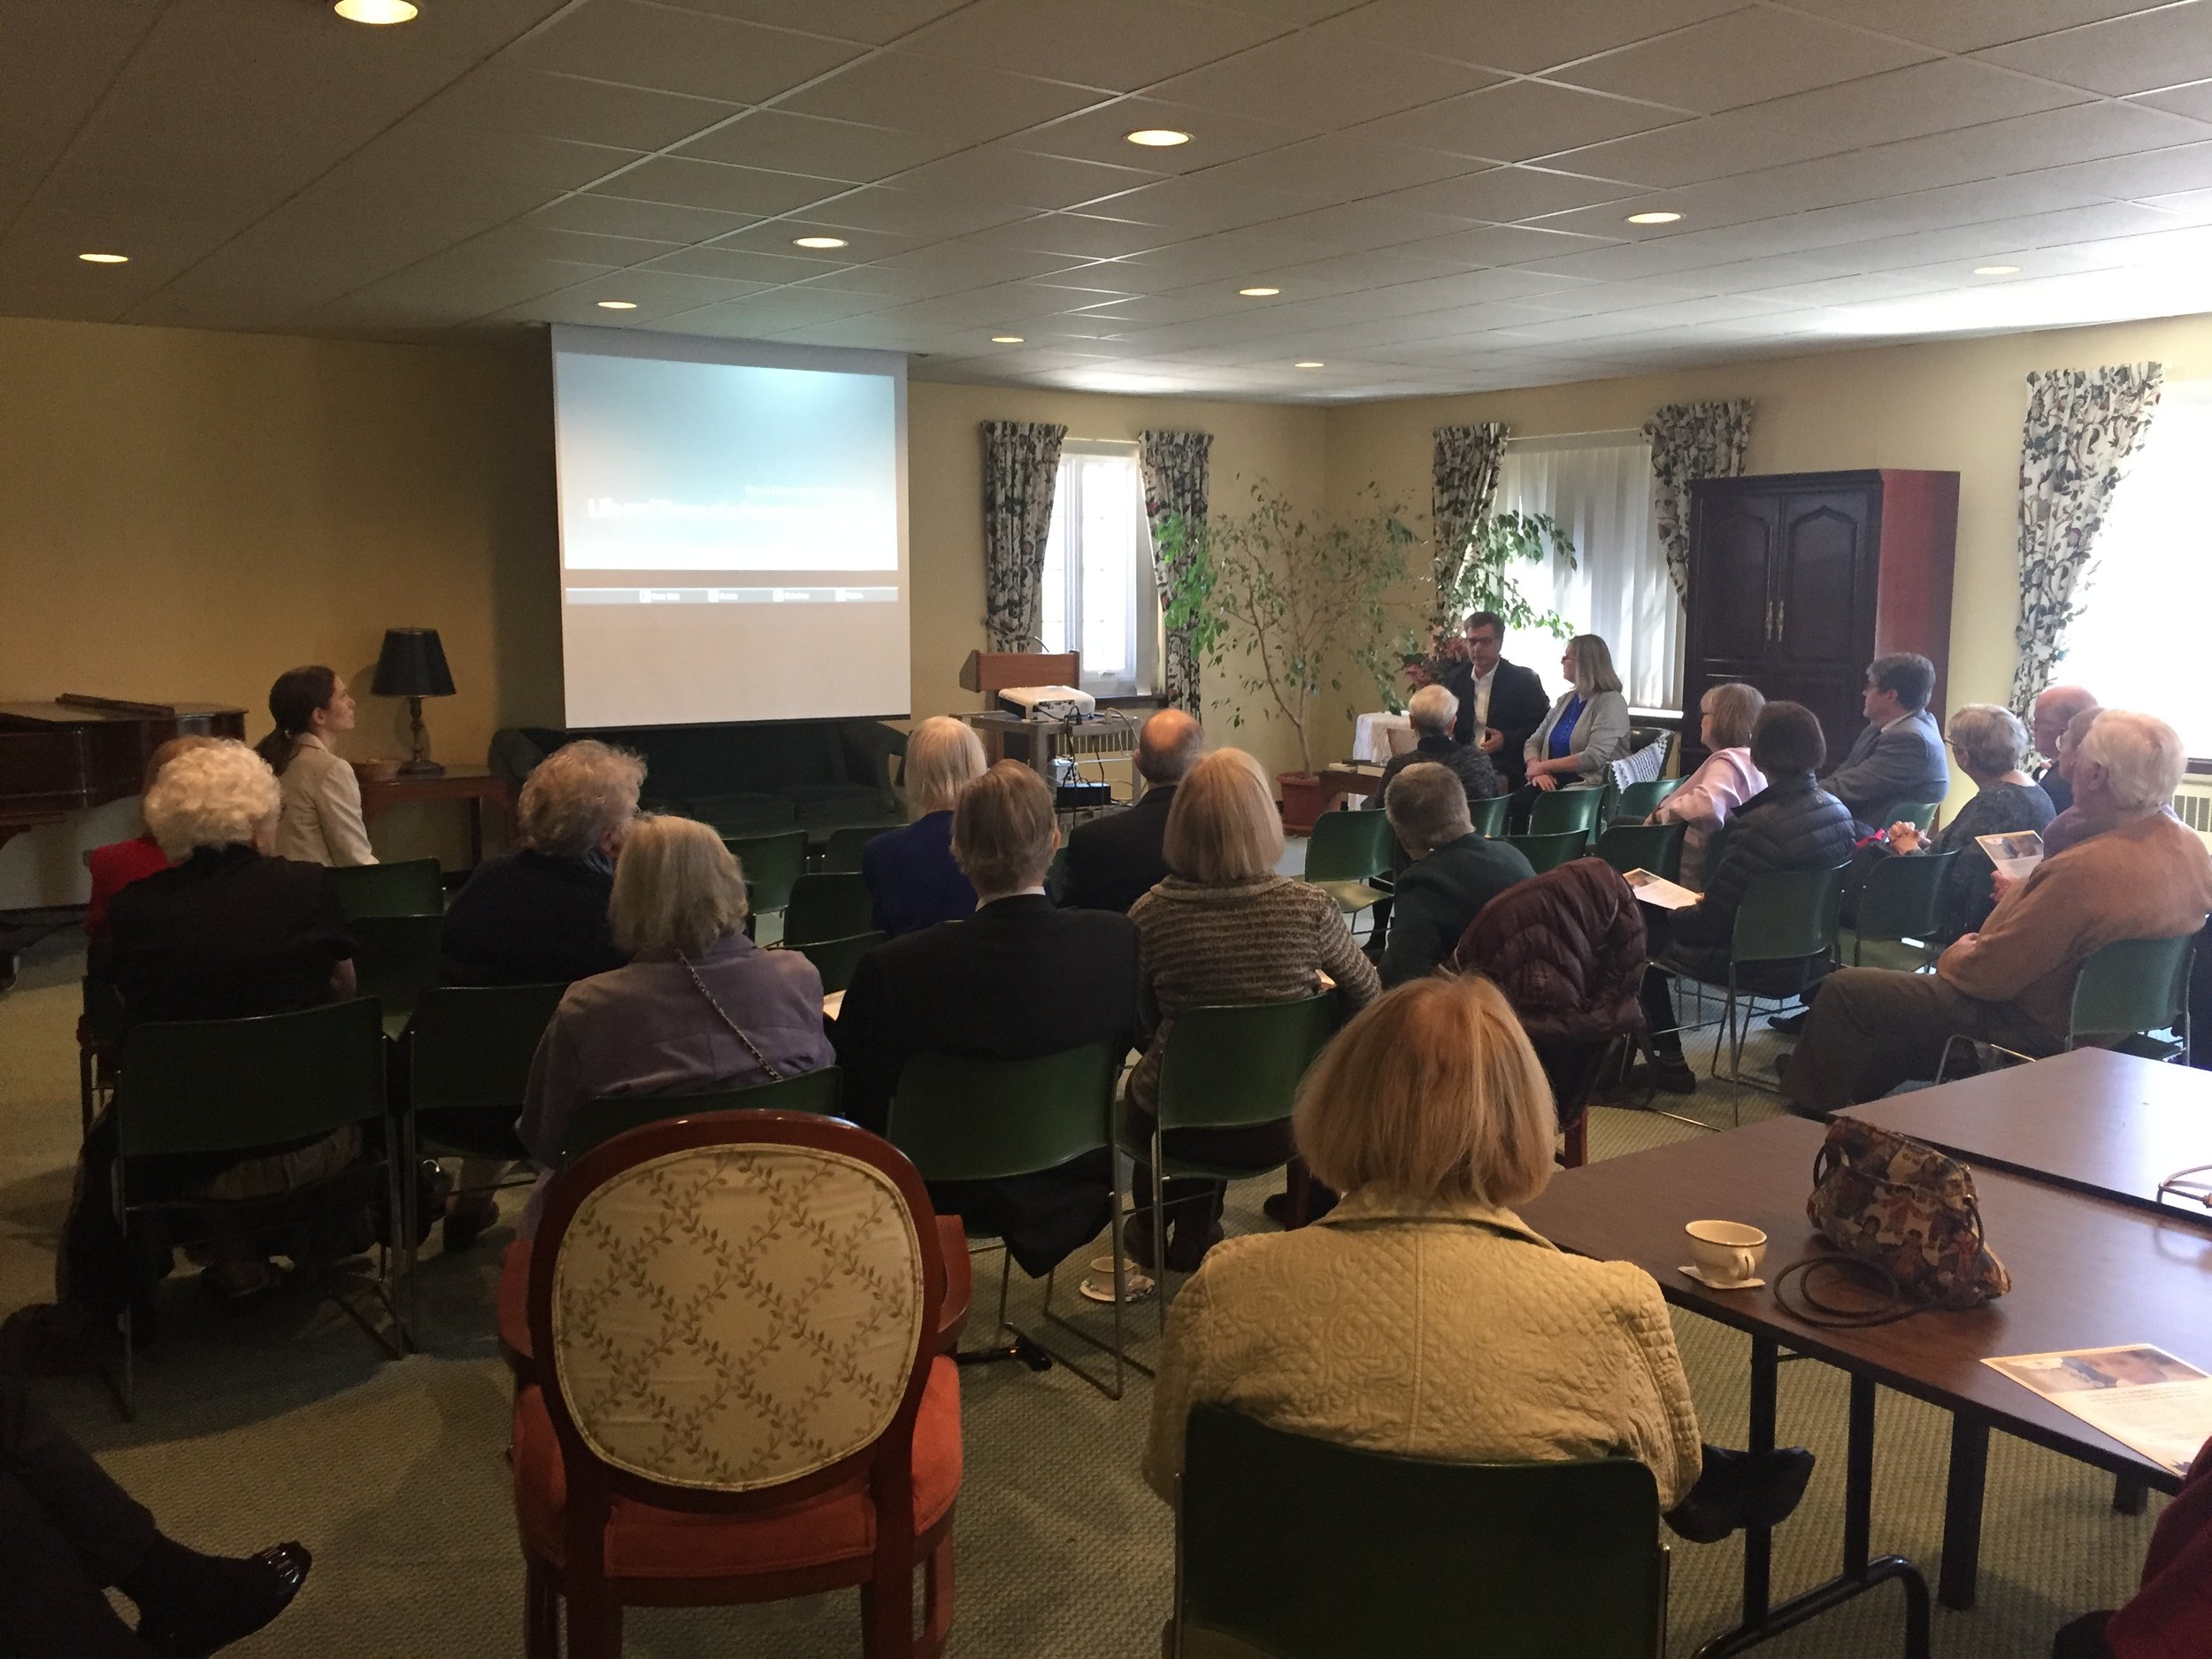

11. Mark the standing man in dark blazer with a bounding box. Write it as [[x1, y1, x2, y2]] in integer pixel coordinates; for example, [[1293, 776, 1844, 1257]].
[[833, 763, 1139, 1277], [1824, 652, 1951, 833], [1059, 707, 1203, 911], [1441, 611, 1551, 791]]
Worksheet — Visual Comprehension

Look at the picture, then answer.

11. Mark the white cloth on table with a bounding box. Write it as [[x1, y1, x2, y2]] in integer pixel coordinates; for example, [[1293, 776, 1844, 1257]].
[[1353, 713, 1416, 764]]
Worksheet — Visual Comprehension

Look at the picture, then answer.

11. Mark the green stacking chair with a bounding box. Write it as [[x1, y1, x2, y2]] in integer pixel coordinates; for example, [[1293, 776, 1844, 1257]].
[[1891, 801, 1942, 833], [1503, 831, 1588, 875], [330, 856, 443, 919], [562, 1068, 846, 1161], [790, 930, 885, 995], [1841, 849, 1957, 971], [889, 1041, 1128, 1397], [1683, 864, 1848, 1116], [112, 998, 403, 1416], [1939, 933, 2197, 1080], [783, 872, 873, 946], [349, 913, 445, 1037], [1178, 1404, 1667, 1659], [1302, 808, 1397, 919], [1046, 846, 1068, 902], [1529, 785, 1606, 842], [1469, 795, 1511, 838], [1614, 777, 1684, 823], [822, 824, 895, 873], [724, 829, 809, 918], [1594, 821, 1688, 885]]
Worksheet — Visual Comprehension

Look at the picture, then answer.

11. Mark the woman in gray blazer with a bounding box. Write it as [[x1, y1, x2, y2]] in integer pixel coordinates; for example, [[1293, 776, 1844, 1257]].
[[1524, 634, 1633, 793]]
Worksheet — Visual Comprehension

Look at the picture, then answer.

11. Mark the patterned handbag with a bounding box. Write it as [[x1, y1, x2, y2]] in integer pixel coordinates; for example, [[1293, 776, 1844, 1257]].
[[1805, 1118, 2011, 1310]]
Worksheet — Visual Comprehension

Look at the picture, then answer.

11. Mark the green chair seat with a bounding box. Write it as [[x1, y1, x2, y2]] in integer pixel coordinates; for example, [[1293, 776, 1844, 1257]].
[[330, 857, 443, 920], [1594, 822, 1688, 884], [822, 824, 895, 873], [1847, 849, 1957, 969], [1502, 830, 1587, 873], [562, 1067, 846, 1161], [1528, 785, 1606, 840], [1310, 879, 1389, 914], [785, 930, 885, 994], [1468, 795, 1510, 838], [1303, 808, 1395, 887], [724, 828, 809, 916], [784, 872, 874, 945], [349, 913, 444, 1032], [1614, 777, 1684, 823]]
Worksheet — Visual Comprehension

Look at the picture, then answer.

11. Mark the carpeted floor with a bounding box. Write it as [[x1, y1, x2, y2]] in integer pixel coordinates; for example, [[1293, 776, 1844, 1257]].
[[0, 930, 2158, 1657]]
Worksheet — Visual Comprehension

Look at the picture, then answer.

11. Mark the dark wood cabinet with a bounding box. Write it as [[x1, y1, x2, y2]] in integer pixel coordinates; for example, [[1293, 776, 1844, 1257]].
[[1680, 470, 1958, 772]]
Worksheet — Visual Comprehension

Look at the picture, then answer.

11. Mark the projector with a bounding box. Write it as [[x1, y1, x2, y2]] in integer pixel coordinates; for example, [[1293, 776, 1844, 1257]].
[[997, 684, 1095, 720]]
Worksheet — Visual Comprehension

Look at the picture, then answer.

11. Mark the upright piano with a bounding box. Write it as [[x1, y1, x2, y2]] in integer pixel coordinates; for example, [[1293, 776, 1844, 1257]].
[[0, 695, 249, 856]]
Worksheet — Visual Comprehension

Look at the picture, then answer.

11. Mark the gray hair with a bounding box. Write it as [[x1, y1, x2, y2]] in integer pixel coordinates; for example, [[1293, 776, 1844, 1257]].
[[143, 740, 280, 861], [1136, 708, 1205, 785], [903, 716, 987, 817], [1407, 683, 1459, 736], [1384, 762, 1474, 854], [2078, 710, 2187, 815], [607, 815, 749, 956], [1946, 703, 2028, 778], [517, 740, 646, 858]]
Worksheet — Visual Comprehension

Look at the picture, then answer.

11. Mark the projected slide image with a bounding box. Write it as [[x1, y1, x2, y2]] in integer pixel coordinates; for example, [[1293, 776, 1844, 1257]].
[[557, 354, 898, 573]]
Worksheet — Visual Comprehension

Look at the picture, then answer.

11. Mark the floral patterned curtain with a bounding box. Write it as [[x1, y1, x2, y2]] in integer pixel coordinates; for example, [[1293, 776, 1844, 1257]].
[[1644, 399, 1755, 600], [1138, 429, 1212, 712], [1431, 423, 1509, 631], [980, 420, 1067, 652], [2008, 364, 2164, 718]]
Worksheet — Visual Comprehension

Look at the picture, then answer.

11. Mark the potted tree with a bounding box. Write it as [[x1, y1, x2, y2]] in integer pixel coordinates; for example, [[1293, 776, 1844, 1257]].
[[1159, 486, 1417, 833]]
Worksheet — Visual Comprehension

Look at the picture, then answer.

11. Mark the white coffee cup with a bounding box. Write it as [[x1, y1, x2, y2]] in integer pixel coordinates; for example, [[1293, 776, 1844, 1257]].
[[1686, 1219, 1768, 1285]]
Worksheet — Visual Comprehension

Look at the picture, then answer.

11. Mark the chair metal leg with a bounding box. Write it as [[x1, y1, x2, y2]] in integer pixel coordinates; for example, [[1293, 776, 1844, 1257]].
[[1152, 1126, 1170, 1339]]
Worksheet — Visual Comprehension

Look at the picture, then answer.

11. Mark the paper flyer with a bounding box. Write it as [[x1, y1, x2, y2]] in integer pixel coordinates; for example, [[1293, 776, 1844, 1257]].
[[1623, 868, 1701, 910], [1977, 830, 2046, 881], [1985, 1344, 2212, 1477]]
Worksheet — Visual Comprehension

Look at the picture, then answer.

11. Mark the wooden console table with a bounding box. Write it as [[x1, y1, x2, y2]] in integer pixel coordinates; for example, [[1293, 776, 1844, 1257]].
[[356, 764, 513, 867]]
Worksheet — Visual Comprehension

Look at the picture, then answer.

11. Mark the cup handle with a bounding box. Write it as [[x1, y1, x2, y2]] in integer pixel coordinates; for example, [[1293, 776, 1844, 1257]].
[[1728, 1248, 1756, 1281]]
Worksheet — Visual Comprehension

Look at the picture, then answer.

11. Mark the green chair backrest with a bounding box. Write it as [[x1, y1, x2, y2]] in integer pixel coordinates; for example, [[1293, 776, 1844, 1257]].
[[1855, 849, 1957, 947], [1529, 786, 1606, 839], [1157, 995, 1335, 1134], [1179, 1404, 1664, 1659], [562, 1067, 845, 1160], [1891, 801, 1941, 833], [784, 872, 874, 945], [1731, 864, 1847, 965], [1615, 778, 1684, 822], [1304, 808, 1396, 884], [823, 824, 895, 873], [889, 1041, 1123, 1182], [2070, 933, 2195, 1043], [409, 981, 568, 1113], [788, 930, 885, 994], [1503, 830, 1587, 874], [1046, 845, 1068, 902], [116, 998, 386, 1159], [1594, 822, 1688, 884], [725, 829, 809, 914], [329, 857, 443, 919], [1468, 795, 1510, 838], [349, 913, 446, 1023]]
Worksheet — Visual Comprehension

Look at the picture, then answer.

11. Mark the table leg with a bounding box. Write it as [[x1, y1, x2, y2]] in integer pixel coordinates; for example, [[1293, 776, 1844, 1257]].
[[1939, 1412, 1989, 1610], [2112, 1472, 2149, 1516], [468, 797, 484, 867], [1743, 1335, 1778, 1626]]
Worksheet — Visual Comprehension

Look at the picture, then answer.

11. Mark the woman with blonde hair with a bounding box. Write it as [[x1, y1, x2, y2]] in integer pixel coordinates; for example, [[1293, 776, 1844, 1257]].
[[1145, 975, 1813, 1545], [1125, 748, 1379, 1270], [1521, 633, 1633, 795], [515, 815, 833, 1236], [863, 715, 988, 936], [1653, 680, 1767, 890]]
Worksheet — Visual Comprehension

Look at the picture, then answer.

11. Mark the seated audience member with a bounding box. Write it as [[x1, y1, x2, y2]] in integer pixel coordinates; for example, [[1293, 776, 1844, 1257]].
[[833, 764, 1140, 1275], [1060, 708, 1203, 912], [1781, 711, 2212, 1118], [1377, 763, 1532, 988], [1824, 652, 1950, 833], [258, 666, 375, 868], [2031, 682, 2099, 817], [1370, 684, 1502, 815], [1144, 976, 1811, 1543], [85, 736, 220, 941], [2039, 703, 2113, 857], [1515, 634, 1632, 820], [1653, 681, 1766, 890], [1443, 611, 1552, 783], [0, 1378, 310, 1657], [1126, 749, 1379, 1271], [515, 816, 833, 1237], [1633, 703, 1856, 1094], [864, 715, 986, 936], [2051, 1431, 2212, 1659], [1879, 703, 2055, 943]]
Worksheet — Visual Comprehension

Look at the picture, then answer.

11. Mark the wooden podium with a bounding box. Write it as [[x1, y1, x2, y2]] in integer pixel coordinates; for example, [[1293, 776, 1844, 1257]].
[[957, 649, 1079, 699], [957, 649, 1083, 781]]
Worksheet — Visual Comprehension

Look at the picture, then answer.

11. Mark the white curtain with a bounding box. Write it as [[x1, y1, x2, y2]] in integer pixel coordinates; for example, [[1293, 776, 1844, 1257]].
[[1498, 433, 1681, 710]]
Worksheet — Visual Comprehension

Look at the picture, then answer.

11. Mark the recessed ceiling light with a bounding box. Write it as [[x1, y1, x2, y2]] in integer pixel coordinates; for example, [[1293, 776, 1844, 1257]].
[[1238, 286, 1280, 297], [333, 0, 419, 21], [1125, 128, 1191, 148], [991, 334, 1025, 344], [77, 252, 128, 265], [595, 300, 638, 310], [1974, 264, 2021, 276], [1294, 360, 1325, 369], [1625, 211, 1682, 226], [792, 235, 849, 250]]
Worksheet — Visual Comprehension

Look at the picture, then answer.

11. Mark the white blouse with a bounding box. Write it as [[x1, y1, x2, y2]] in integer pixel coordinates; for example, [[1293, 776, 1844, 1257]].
[[274, 733, 376, 867]]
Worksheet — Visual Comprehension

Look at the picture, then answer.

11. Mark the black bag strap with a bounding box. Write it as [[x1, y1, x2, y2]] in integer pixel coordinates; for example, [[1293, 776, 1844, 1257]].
[[677, 952, 785, 1084], [1771, 1255, 1926, 1327]]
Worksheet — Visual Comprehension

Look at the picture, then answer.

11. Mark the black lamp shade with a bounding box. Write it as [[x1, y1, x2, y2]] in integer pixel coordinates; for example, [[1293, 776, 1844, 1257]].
[[371, 627, 456, 698]]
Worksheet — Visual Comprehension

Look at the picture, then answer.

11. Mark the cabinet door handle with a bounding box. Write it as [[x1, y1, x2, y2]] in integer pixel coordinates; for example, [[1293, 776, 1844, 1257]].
[[1775, 598, 1786, 640], [1764, 597, 1777, 642]]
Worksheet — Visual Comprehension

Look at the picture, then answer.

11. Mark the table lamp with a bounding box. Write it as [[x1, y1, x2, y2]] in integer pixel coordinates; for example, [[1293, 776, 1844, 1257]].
[[371, 626, 456, 777]]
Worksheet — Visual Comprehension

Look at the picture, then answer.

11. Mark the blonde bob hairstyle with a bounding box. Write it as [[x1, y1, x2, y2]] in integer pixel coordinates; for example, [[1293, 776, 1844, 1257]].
[[1701, 681, 1765, 751], [903, 716, 987, 817], [144, 740, 281, 862], [1164, 748, 1285, 884], [952, 761, 1057, 895], [1295, 975, 1557, 1208], [517, 740, 646, 859], [1563, 634, 1624, 698], [607, 815, 749, 956]]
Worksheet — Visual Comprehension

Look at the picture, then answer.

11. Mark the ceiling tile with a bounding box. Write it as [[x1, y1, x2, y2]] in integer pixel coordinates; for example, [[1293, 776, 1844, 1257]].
[[1354, 79, 1691, 162], [1544, 110, 1858, 188], [803, 184, 1038, 239], [1978, 7, 2212, 96], [2026, 139, 2212, 199], [894, 0, 1292, 92], [1858, 101, 2212, 192], [1186, 136, 1486, 207], [1377, 165, 1642, 222], [1146, 27, 1502, 128], [1018, 96, 1321, 173], [529, 193, 759, 243], [779, 53, 1112, 141], [1236, 199, 1481, 255], [1555, 10, 1935, 114], [1782, 1, 2170, 54], [959, 211, 1187, 258], [0, 0, 160, 182], [585, 155, 843, 217], [423, 65, 743, 151], [705, 217, 931, 260], [2134, 79, 2212, 122], [1330, 0, 1747, 76], [636, 244, 858, 284], [1735, 56, 2089, 147], [673, 111, 964, 180], [1074, 172, 1321, 232], [652, 0, 972, 45], [891, 147, 1169, 211], [508, 4, 864, 103], [1394, 221, 1625, 265]]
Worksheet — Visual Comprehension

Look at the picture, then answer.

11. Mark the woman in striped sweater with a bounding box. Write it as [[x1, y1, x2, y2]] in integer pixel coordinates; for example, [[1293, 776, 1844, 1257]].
[[1126, 749, 1379, 1271]]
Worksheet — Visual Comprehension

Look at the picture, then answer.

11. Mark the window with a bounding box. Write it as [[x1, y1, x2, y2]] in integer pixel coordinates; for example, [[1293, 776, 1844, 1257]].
[[1496, 434, 1680, 710], [1038, 442, 1158, 699], [2060, 381, 2212, 761]]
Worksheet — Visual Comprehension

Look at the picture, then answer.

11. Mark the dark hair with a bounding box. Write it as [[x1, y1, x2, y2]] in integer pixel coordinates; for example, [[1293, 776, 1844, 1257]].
[[1867, 652, 1936, 712], [1463, 611, 1505, 640], [257, 665, 338, 776], [1751, 701, 1827, 776]]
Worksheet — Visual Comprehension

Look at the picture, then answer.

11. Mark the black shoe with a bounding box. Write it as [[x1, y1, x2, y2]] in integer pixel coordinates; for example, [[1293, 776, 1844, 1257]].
[[442, 1194, 500, 1253], [1666, 1447, 1816, 1543], [1122, 1215, 1161, 1273], [1767, 1009, 1809, 1035], [1609, 1057, 1697, 1098], [1261, 1186, 1340, 1228], [134, 1540, 311, 1657], [1165, 1219, 1225, 1274]]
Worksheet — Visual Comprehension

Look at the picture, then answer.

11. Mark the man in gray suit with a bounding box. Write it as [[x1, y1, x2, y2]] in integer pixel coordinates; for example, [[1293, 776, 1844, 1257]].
[[1824, 652, 1950, 833]]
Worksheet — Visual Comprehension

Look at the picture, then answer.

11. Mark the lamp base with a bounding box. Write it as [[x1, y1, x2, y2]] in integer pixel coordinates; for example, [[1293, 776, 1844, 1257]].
[[396, 757, 446, 778], [399, 695, 443, 778]]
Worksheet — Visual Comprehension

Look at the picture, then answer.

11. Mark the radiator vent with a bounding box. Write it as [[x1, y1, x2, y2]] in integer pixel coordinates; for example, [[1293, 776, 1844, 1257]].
[[2176, 780, 2212, 836]]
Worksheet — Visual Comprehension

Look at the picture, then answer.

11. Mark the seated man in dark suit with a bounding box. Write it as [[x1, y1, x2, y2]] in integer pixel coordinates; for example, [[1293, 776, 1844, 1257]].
[[833, 763, 1140, 1276], [1440, 610, 1553, 790], [1377, 763, 1534, 987], [2030, 682, 2097, 817], [1824, 651, 1950, 833], [1059, 707, 1202, 912]]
